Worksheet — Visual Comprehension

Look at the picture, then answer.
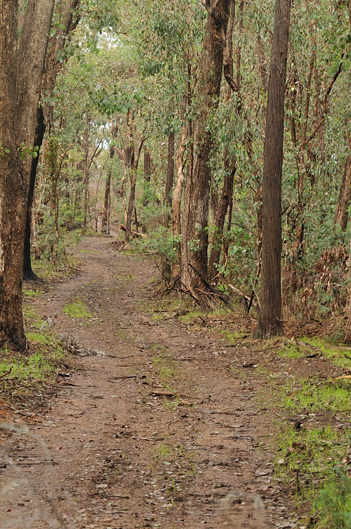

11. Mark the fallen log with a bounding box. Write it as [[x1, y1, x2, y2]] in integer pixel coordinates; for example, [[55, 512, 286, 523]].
[[119, 225, 145, 238]]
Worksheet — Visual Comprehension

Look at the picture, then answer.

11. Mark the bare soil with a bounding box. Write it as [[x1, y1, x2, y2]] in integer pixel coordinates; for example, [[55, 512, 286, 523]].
[[1, 236, 337, 529]]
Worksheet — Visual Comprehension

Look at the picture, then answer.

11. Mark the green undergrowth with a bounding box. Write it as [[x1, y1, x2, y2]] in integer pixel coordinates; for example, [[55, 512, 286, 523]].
[[283, 377, 351, 413], [29, 228, 87, 281], [265, 338, 351, 527], [140, 292, 235, 328], [274, 425, 351, 527], [0, 295, 74, 405], [31, 251, 81, 281], [299, 336, 351, 368], [0, 336, 68, 403], [222, 329, 250, 344]]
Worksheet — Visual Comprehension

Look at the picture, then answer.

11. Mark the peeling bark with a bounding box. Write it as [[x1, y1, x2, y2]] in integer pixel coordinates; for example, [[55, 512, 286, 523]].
[[171, 125, 188, 281], [165, 132, 175, 208], [335, 137, 351, 232]]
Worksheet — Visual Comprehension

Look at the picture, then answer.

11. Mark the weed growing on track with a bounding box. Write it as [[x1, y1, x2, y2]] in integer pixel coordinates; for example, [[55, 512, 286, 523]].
[[63, 298, 93, 320]]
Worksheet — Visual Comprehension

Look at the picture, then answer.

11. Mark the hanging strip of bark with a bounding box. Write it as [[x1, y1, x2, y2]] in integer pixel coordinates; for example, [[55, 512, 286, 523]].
[[165, 132, 175, 208], [143, 148, 151, 206], [208, 161, 236, 281], [335, 130, 351, 232], [171, 124, 188, 282], [23, 0, 81, 277], [101, 145, 115, 234]]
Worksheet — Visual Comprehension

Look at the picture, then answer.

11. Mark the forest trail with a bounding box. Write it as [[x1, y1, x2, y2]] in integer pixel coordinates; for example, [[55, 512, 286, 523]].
[[0, 237, 283, 529]]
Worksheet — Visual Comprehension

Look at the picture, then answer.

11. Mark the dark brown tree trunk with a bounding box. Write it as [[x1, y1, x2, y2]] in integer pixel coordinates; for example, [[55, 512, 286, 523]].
[[165, 132, 175, 207], [0, 0, 55, 350], [125, 140, 145, 241], [101, 146, 115, 235], [23, 106, 45, 280], [208, 155, 236, 281], [255, 0, 292, 338], [181, 0, 230, 305], [0, 0, 26, 349]]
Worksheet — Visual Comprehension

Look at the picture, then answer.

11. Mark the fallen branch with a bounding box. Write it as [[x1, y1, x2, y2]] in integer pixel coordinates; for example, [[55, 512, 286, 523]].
[[150, 389, 175, 398], [108, 375, 138, 381], [188, 263, 230, 306], [228, 284, 251, 302], [0, 366, 13, 380], [119, 224, 145, 238]]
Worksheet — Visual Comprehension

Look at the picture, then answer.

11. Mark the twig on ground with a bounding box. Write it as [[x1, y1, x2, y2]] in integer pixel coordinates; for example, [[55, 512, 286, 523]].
[[0, 366, 13, 381]]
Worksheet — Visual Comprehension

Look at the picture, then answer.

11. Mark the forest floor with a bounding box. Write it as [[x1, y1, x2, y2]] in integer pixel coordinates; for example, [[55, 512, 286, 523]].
[[0, 235, 350, 529]]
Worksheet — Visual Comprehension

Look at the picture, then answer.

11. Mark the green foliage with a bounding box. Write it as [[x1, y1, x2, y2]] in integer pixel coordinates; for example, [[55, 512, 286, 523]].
[[0, 350, 60, 383], [134, 223, 176, 282], [315, 468, 351, 528], [0, 140, 10, 157], [282, 378, 351, 413]]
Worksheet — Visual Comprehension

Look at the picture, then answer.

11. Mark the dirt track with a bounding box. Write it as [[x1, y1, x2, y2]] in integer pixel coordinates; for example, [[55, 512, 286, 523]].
[[0, 237, 288, 528]]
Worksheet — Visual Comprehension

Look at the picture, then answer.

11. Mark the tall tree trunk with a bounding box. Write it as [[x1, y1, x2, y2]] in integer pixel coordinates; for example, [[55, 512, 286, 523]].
[[0, 0, 26, 349], [208, 0, 236, 281], [165, 131, 175, 207], [255, 0, 292, 338], [23, 106, 45, 280], [0, 0, 55, 350], [181, 0, 230, 305]]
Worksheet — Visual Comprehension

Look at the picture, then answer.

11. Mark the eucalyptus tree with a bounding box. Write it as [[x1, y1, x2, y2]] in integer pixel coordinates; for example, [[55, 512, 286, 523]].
[[179, 0, 232, 306], [0, 0, 55, 349], [255, 0, 292, 337]]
